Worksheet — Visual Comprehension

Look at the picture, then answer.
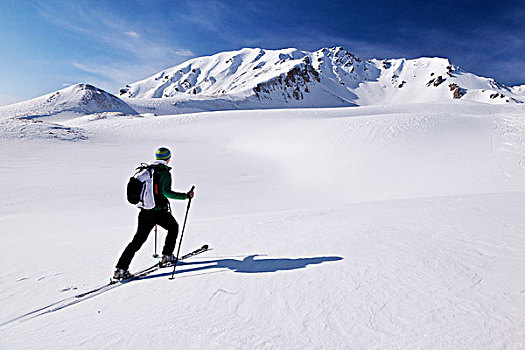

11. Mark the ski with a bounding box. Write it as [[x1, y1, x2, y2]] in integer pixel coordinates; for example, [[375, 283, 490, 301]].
[[0, 244, 210, 328], [78, 244, 209, 298]]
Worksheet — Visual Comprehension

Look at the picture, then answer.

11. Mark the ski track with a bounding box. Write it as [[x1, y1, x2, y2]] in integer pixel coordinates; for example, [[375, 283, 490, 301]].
[[0, 248, 211, 330]]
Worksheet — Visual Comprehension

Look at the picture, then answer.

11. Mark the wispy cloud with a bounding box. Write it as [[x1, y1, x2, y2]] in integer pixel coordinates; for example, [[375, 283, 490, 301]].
[[36, 1, 194, 91], [72, 61, 160, 86], [124, 31, 141, 39], [173, 49, 195, 57]]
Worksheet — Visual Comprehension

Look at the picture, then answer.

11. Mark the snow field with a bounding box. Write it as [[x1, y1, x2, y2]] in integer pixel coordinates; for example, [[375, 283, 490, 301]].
[[1, 103, 525, 349]]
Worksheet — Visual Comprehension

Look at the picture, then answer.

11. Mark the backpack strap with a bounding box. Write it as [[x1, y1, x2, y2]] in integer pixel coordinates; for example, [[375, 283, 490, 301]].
[[134, 163, 154, 177]]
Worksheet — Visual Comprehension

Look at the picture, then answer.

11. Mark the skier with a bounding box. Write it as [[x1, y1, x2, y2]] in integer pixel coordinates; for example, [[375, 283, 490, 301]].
[[113, 147, 194, 280]]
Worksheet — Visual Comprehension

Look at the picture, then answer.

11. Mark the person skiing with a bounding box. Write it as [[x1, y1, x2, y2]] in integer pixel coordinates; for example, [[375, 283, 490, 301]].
[[113, 147, 194, 280]]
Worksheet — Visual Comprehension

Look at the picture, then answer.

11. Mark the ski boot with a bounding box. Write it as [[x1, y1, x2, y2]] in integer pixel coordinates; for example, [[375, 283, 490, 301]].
[[112, 268, 133, 282], [159, 255, 177, 267]]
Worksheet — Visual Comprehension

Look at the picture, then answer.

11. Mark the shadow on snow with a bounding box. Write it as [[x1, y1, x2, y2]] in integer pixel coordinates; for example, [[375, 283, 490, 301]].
[[0, 254, 342, 328], [142, 255, 343, 280]]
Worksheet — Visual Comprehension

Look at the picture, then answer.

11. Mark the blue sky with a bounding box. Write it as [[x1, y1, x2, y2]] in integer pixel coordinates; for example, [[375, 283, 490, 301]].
[[0, 0, 524, 106]]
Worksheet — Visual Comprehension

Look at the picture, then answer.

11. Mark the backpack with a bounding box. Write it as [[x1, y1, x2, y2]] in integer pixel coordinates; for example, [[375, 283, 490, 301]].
[[126, 163, 156, 209]]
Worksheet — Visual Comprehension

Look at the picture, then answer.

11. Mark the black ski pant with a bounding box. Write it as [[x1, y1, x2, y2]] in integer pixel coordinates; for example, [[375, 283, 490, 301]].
[[116, 209, 179, 270]]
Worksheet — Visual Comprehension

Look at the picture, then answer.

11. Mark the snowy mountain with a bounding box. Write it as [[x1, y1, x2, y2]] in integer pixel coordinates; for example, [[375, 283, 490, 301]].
[[0, 83, 139, 140], [1, 47, 523, 120], [0, 83, 137, 121], [120, 47, 525, 109]]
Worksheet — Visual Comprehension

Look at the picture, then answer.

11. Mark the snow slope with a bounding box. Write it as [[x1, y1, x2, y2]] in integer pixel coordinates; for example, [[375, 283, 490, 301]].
[[0, 84, 137, 141], [120, 47, 525, 111], [0, 102, 524, 349], [0, 83, 137, 121]]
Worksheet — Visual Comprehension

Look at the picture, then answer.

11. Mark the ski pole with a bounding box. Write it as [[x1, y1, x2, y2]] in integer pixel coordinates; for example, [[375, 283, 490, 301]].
[[169, 185, 195, 280], [152, 225, 159, 258]]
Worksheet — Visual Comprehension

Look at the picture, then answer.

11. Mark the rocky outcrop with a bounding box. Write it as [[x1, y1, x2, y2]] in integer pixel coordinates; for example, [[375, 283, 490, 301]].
[[427, 76, 444, 87], [75, 84, 131, 111], [253, 57, 320, 102], [449, 83, 464, 99]]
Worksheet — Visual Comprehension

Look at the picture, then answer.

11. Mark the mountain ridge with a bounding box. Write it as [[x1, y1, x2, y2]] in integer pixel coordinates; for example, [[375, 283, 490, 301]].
[[1, 47, 524, 120], [120, 46, 525, 107]]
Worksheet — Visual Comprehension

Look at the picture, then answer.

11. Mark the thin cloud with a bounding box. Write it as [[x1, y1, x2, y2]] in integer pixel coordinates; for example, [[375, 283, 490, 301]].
[[173, 49, 194, 57], [72, 61, 161, 88], [38, 4, 173, 61], [37, 2, 194, 88], [125, 31, 141, 39]]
